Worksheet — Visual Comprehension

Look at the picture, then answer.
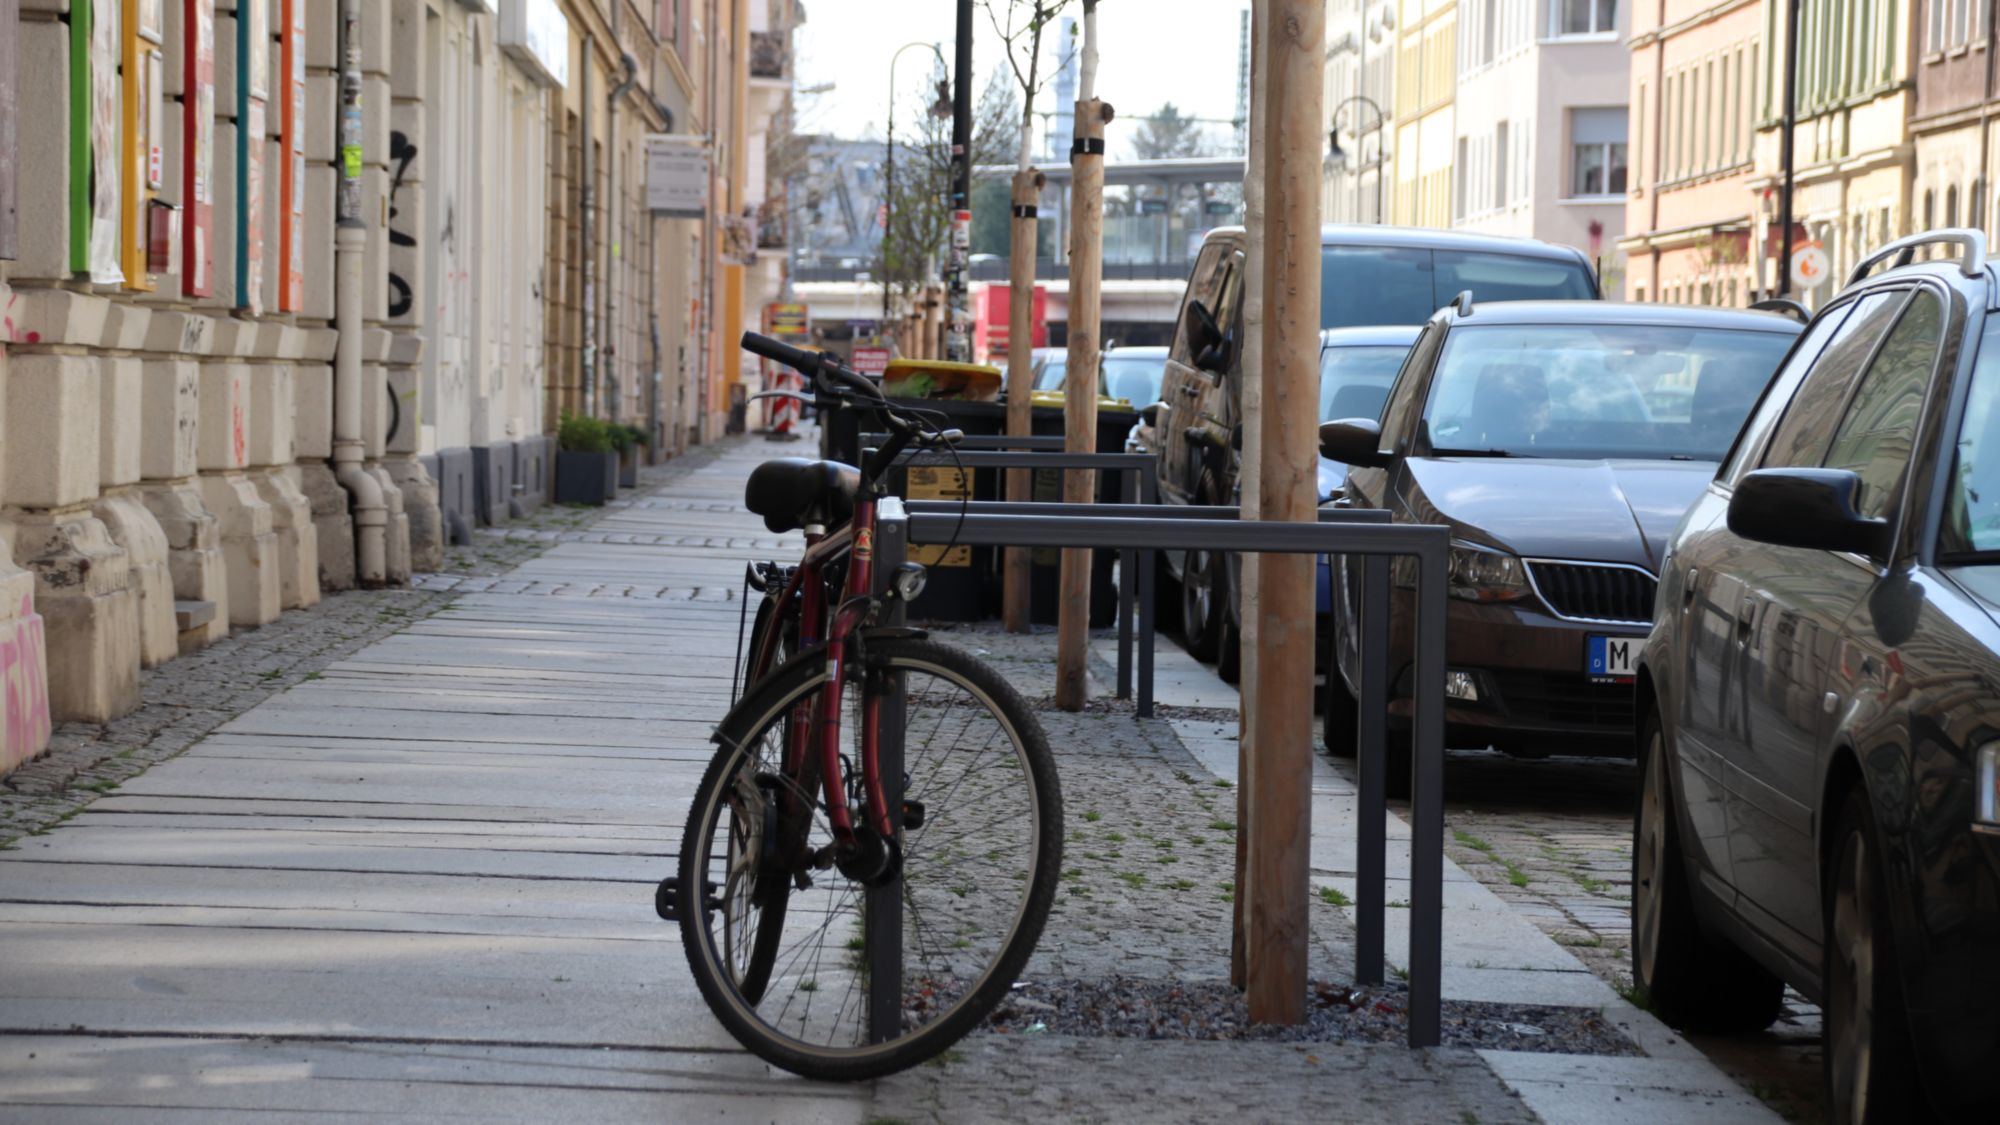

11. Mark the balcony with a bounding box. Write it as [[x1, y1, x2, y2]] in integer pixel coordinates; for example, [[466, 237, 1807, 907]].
[[751, 31, 788, 81]]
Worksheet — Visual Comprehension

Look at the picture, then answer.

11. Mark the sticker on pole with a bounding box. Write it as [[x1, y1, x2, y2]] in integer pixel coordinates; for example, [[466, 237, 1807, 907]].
[[1791, 242, 1831, 290]]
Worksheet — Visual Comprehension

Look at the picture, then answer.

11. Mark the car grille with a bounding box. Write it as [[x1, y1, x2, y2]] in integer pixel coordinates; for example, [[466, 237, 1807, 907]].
[[1488, 672, 1637, 732], [1526, 561, 1658, 625]]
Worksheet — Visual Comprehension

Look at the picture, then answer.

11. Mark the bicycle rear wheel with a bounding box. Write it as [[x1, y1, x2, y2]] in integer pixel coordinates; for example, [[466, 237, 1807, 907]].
[[677, 637, 1062, 1081]]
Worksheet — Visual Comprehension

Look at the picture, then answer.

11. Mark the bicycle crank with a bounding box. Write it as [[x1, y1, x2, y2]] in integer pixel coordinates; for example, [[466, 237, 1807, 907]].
[[833, 829, 903, 887]]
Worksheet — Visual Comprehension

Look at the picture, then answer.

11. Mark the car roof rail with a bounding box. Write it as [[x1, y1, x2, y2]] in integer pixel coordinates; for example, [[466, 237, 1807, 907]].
[[1453, 289, 1474, 317], [1748, 297, 1811, 323], [1846, 228, 1987, 287]]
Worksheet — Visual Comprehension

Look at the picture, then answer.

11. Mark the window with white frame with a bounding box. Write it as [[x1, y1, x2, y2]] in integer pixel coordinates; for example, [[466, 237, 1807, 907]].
[[1551, 0, 1616, 36], [1570, 107, 1628, 196]]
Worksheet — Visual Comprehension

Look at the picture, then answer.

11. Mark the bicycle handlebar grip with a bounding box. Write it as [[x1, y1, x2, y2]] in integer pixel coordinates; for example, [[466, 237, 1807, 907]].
[[739, 331, 824, 377]]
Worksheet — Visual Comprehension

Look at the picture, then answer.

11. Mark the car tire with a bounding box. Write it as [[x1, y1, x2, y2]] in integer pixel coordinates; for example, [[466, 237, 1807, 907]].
[[1179, 471, 1227, 662], [1217, 567, 1242, 684], [1824, 787, 1930, 1125], [1152, 550, 1183, 634], [1630, 708, 1783, 1033], [1321, 661, 1359, 758]]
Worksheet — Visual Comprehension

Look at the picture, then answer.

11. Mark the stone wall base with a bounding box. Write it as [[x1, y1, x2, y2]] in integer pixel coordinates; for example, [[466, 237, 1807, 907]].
[[300, 461, 357, 593], [198, 472, 282, 628], [92, 489, 179, 667], [472, 442, 515, 527], [252, 468, 322, 610], [0, 542, 53, 773], [368, 464, 413, 585], [383, 454, 444, 572], [138, 479, 230, 650], [9, 511, 140, 723]]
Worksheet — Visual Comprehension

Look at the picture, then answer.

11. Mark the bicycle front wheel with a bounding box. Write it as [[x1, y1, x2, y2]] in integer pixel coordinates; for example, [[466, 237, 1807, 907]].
[[677, 637, 1062, 1081]]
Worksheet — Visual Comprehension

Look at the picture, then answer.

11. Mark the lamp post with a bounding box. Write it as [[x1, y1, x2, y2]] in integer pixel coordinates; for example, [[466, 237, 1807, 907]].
[[1326, 95, 1387, 225], [884, 42, 952, 322]]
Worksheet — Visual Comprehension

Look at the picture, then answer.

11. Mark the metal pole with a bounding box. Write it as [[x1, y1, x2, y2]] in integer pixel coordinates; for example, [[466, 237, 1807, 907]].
[[581, 39, 597, 416], [947, 0, 974, 361], [1408, 541, 1448, 1048], [334, 0, 386, 583], [1354, 554, 1388, 985], [1777, 0, 1799, 296], [883, 66, 895, 321], [866, 500, 908, 1042]]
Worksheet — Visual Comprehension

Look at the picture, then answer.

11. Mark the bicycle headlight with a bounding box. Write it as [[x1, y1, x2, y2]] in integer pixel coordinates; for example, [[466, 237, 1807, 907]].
[[1446, 541, 1530, 603], [891, 562, 928, 602], [1977, 742, 1999, 829]]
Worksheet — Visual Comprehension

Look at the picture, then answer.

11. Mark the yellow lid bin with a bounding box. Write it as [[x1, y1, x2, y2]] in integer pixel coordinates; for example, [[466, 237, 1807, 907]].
[[880, 359, 1005, 403]]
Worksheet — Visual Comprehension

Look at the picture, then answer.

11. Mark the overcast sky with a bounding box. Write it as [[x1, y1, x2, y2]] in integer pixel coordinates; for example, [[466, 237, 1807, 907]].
[[792, 1, 1251, 160]]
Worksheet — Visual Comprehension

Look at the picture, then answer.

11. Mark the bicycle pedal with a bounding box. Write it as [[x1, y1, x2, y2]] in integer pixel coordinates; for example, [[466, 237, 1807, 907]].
[[655, 876, 721, 921], [901, 799, 927, 830]]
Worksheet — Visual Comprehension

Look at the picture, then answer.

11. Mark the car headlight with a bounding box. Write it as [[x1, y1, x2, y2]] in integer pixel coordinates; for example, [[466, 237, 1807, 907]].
[[1447, 540, 1530, 603], [1978, 742, 1999, 829]]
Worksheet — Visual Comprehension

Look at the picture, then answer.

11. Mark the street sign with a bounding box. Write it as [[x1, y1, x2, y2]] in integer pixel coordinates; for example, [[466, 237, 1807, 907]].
[[852, 346, 893, 377], [645, 135, 709, 218], [1791, 242, 1831, 290]]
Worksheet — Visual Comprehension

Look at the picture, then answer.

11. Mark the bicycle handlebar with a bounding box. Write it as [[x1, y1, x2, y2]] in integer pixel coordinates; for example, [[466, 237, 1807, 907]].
[[740, 332, 882, 405]]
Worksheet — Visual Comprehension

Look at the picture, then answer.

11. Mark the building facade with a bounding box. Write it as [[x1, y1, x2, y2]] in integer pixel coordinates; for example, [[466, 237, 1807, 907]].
[[1453, 0, 1627, 286], [1325, 0, 1397, 226], [1391, 0, 1457, 227], [1620, 0, 1767, 305], [1748, 0, 1916, 304], [0, 0, 788, 773], [1910, 0, 1995, 260]]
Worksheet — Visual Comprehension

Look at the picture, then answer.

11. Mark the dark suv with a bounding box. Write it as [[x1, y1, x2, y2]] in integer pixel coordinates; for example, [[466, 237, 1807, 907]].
[[1634, 230, 2000, 1123], [1156, 224, 1600, 664]]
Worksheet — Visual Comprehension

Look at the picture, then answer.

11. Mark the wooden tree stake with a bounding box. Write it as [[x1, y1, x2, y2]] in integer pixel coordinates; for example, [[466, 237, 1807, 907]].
[[1055, 98, 1114, 710], [1002, 168, 1043, 633]]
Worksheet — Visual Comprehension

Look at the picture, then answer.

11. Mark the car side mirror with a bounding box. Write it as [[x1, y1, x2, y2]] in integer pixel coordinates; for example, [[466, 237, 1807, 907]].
[[1728, 469, 1891, 557], [1319, 418, 1391, 468], [1230, 424, 1243, 452]]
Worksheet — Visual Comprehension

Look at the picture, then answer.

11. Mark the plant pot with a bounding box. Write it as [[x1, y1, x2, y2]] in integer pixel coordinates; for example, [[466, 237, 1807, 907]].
[[619, 450, 639, 489], [555, 450, 618, 505]]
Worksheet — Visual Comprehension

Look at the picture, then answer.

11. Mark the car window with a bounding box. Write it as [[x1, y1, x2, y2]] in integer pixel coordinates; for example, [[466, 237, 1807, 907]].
[[1721, 302, 1856, 484], [1378, 321, 1444, 450], [1417, 323, 1795, 459], [1171, 243, 1228, 365], [1761, 292, 1905, 469], [1942, 316, 2000, 554], [1822, 291, 1944, 522], [1034, 357, 1067, 391], [1317, 245, 1597, 330], [1318, 345, 1411, 421], [1100, 354, 1166, 404]]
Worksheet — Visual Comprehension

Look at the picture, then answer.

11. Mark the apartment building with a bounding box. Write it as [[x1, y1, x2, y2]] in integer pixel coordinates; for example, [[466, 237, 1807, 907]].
[[1391, 0, 1457, 227], [1325, 0, 1398, 225], [1910, 1, 1995, 252]]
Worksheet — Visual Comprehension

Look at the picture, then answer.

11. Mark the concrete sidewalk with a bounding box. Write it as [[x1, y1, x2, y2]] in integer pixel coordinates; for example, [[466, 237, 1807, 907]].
[[0, 435, 1782, 1123]]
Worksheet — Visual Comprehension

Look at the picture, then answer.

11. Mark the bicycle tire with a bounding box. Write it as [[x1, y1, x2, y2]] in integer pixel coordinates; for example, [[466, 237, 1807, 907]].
[[677, 637, 1062, 1081]]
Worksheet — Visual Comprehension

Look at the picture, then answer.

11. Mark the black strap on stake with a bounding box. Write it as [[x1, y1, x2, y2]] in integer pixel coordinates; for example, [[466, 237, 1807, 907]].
[[1071, 137, 1105, 156], [1012, 205, 1037, 218]]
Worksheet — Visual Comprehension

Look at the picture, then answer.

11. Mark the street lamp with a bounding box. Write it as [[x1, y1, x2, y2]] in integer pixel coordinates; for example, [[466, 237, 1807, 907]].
[[884, 41, 953, 322], [1327, 94, 1387, 225]]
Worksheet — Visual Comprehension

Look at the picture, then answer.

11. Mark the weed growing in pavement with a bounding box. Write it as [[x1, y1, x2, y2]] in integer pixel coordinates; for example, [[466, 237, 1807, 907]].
[[1083, 810, 1103, 822], [1212, 779, 1232, 789], [302, 671, 323, 682], [1167, 878, 1197, 891], [1391, 965, 1410, 982], [80, 780, 118, 794], [1209, 819, 1236, 832], [1116, 871, 1147, 889], [1556, 932, 1606, 948], [1503, 861, 1531, 888], [1614, 981, 1652, 1011], [1103, 831, 1125, 842], [1388, 899, 1409, 909], [1062, 868, 1083, 882], [1188, 834, 1207, 846], [1570, 870, 1611, 894], [259, 668, 284, 680], [1451, 828, 1495, 854], [1319, 886, 1352, 907]]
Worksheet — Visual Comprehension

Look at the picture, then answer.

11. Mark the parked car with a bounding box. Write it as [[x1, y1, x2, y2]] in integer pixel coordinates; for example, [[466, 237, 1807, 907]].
[[1159, 224, 1602, 664], [1319, 299, 1801, 781], [1633, 230, 2000, 1123]]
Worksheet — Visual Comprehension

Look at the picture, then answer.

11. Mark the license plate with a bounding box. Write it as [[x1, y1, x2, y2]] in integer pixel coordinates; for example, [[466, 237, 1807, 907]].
[[1587, 635, 1641, 681]]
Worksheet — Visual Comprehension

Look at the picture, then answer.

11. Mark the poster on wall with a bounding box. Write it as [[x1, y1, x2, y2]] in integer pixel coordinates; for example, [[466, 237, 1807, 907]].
[[86, 0, 124, 283], [279, 0, 303, 311], [0, 0, 18, 261], [182, 0, 214, 297], [119, 0, 162, 288], [235, 0, 266, 312]]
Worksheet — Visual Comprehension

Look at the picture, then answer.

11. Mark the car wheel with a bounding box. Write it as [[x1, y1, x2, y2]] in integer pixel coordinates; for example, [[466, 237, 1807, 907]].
[[1630, 708, 1783, 1032], [1179, 472, 1226, 662], [1825, 788, 1927, 1125], [1217, 562, 1242, 684], [1321, 660, 1359, 758]]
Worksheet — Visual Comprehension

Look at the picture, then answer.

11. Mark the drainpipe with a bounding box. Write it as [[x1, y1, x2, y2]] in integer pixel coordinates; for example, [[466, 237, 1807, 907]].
[[581, 36, 596, 417], [336, 0, 386, 583], [606, 51, 639, 422]]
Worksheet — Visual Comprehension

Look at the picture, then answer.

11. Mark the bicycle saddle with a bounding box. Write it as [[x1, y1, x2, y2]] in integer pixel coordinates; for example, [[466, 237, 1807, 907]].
[[745, 458, 862, 534]]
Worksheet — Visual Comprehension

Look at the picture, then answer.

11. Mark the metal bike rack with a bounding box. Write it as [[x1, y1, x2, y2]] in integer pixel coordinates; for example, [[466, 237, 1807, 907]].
[[864, 431, 1068, 451], [867, 495, 1453, 1048]]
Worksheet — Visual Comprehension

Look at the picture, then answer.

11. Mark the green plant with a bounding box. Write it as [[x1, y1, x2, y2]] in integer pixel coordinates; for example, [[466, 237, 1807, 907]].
[[557, 413, 616, 454], [1319, 886, 1352, 907]]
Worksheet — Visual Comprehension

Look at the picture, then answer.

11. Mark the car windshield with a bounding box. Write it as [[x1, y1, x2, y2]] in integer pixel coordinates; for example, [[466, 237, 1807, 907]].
[[1100, 353, 1166, 404], [1319, 246, 1597, 330], [1420, 323, 1794, 460], [1319, 345, 1410, 422], [1943, 319, 2000, 555], [1033, 356, 1067, 391]]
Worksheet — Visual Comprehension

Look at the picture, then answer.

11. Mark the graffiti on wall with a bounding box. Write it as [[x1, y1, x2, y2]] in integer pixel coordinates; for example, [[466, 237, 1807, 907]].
[[386, 129, 416, 319], [1, 596, 51, 772]]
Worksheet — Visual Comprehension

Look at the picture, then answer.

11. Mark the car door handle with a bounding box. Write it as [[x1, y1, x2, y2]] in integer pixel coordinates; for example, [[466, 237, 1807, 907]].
[[1681, 567, 1699, 607], [1178, 384, 1200, 397]]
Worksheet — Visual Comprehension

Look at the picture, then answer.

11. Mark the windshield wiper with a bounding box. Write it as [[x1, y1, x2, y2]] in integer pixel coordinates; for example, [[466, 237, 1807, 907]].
[[1938, 549, 2000, 565], [1429, 447, 1518, 458]]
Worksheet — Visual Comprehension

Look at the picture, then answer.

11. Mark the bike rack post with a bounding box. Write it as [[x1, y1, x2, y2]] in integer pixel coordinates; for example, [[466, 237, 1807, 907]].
[[864, 431, 1067, 452], [865, 498, 910, 1044], [1354, 554, 1391, 988]]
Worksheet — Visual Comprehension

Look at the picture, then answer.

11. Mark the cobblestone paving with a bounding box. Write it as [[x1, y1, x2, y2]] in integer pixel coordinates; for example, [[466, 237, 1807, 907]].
[[1343, 747, 1826, 1122], [0, 448, 726, 849]]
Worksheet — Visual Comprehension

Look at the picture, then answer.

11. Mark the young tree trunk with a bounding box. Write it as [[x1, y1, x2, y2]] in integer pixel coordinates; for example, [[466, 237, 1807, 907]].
[[1231, 0, 1268, 992], [1246, 0, 1323, 1027], [1056, 94, 1112, 710], [1002, 169, 1042, 632]]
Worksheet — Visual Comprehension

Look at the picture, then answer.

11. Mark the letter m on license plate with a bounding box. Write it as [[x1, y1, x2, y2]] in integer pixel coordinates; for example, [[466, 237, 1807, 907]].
[[1588, 635, 1639, 682]]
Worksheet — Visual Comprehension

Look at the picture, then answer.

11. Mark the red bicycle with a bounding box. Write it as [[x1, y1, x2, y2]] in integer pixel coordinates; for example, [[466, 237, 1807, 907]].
[[662, 333, 1063, 1081]]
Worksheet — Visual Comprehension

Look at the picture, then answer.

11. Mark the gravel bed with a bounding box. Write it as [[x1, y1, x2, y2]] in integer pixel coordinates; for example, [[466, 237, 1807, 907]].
[[985, 976, 1640, 1056]]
